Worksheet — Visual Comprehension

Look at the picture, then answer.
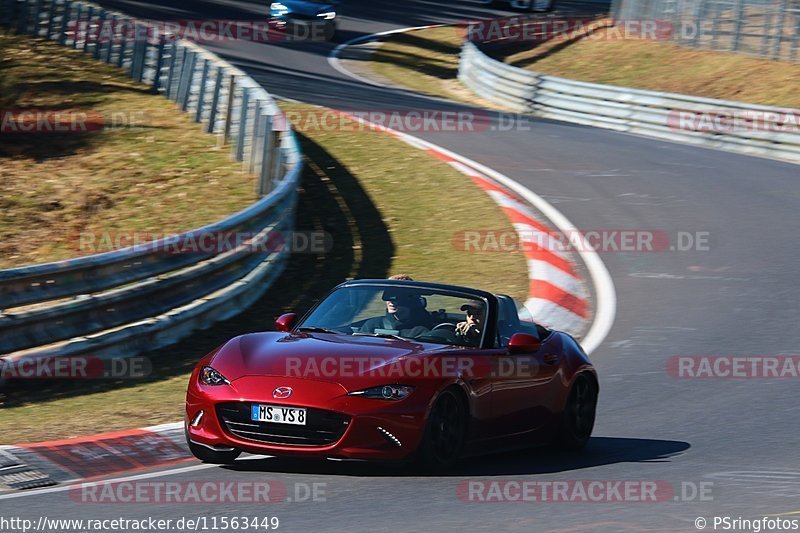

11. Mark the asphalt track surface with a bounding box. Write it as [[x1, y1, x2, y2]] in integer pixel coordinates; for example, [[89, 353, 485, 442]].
[[3, 1, 800, 531]]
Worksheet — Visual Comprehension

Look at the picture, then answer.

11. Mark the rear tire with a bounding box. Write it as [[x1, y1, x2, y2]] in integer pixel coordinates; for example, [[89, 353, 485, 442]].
[[187, 437, 241, 464], [418, 389, 468, 470], [558, 374, 597, 450]]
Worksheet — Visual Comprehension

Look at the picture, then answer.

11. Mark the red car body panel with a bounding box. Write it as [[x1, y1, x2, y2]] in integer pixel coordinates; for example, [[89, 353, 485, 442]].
[[186, 280, 596, 461]]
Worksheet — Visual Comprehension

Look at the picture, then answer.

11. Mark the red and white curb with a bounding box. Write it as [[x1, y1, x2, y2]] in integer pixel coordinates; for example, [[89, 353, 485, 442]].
[[0, 422, 188, 493], [335, 110, 593, 337]]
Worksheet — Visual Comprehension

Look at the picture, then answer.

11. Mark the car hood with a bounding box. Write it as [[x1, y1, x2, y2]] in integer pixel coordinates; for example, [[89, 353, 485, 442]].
[[209, 332, 459, 390], [279, 0, 337, 16]]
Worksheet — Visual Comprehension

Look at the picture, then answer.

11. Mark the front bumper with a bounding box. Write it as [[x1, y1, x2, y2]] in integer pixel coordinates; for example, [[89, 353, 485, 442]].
[[186, 376, 430, 461]]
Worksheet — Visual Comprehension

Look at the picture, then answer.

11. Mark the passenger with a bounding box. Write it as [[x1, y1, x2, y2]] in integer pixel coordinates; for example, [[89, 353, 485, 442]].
[[455, 300, 486, 346]]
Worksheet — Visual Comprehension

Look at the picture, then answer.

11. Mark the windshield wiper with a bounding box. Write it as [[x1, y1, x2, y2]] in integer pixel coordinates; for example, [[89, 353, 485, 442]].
[[297, 326, 340, 334], [352, 332, 407, 341]]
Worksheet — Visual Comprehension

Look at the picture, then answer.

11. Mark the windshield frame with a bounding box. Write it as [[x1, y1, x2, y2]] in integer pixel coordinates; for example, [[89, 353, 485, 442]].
[[294, 280, 498, 349]]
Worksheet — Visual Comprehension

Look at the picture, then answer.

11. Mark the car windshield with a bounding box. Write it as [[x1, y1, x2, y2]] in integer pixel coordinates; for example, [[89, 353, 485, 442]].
[[298, 284, 489, 347]]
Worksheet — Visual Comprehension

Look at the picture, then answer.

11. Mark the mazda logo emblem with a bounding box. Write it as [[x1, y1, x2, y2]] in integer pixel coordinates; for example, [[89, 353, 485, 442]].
[[273, 386, 293, 399]]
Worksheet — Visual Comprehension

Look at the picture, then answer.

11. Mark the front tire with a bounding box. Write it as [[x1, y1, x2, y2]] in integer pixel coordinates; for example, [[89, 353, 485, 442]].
[[187, 437, 242, 464], [558, 374, 597, 450], [418, 389, 468, 470]]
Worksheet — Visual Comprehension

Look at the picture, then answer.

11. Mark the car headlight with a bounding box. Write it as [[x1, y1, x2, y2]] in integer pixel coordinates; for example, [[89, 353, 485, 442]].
[[200, 366, 230, 386], [317, 11, 336, 19], [348, 385, 413, 400], [270, 2, 288, 13]]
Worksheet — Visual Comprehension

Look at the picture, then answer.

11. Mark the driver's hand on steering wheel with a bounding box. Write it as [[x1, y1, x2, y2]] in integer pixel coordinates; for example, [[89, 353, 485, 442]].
[[455, 321, 474, 337]]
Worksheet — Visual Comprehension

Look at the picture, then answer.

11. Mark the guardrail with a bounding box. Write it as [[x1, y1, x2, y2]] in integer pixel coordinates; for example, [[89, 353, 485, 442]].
[[0, 0, 303, 364], [459, 40, 800, 163]]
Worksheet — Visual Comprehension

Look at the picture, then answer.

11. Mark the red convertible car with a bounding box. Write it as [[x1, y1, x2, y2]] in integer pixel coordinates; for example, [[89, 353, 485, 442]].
[[185, 279, 598, 468]]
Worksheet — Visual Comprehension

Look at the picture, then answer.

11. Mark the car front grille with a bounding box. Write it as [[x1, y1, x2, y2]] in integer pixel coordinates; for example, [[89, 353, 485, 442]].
[[216, 403, 350, 447]]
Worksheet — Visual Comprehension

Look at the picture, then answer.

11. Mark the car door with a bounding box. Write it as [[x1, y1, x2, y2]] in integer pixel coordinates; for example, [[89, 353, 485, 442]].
[[488, 297, 562, 438]]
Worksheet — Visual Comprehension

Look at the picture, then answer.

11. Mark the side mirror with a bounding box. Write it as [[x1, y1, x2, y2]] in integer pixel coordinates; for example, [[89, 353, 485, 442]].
[[275, 313, 297, 332], [508, 333, 541, 355]]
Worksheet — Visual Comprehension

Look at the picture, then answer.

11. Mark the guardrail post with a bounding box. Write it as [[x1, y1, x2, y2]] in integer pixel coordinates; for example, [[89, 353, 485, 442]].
[[46, 0, 56, 38], [83, 6, 94, 52], [70, 2, 81, 48], [16, 0, 27, 34], [195, 58, 209, 122], [92, 9, 105, 59], [165, 39, 178, 98], [2, 0, 17, 27], [258, 114, 274, 196], [151, 34, 166, 92], [178, 50, 197, 111], [249, 101, 262, 174], [170, 45, 186, 101], [58, 0, 71, 45], [206, 66, 224, 133], [115, 17, 127, 67], [223, 74, 236, 144], [235, 87, 250, 162], [770, 0, 787, 60], [104, 14, 115, 63], [731, 0, 744, 51], [33, 0, 43, 35], [129, 23, 145, 80], [271, 131, 284, 183], [136, 28, 148, 82], [0, 0, 10, 26], [790, 12, 800, 62]]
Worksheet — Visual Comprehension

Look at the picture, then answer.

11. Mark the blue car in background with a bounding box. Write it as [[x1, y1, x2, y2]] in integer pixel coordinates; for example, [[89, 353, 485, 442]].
[[270, 0, 339, 41], [480, 0, 555, 11]]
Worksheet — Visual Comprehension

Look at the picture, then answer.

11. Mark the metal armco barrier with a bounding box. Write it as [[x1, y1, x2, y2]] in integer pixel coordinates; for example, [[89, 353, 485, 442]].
[[459, 40, 800, 163], [0, 0, 303, 363]]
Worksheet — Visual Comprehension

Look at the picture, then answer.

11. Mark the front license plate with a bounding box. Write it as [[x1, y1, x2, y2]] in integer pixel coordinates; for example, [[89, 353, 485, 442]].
[[251, 404, 307, 425]]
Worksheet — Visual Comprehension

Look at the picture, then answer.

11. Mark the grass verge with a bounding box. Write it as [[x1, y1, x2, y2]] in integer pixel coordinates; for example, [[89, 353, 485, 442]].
[[0, 101, 529, 444], [368, 25, 800, 108], [0, 31, 255, 269]]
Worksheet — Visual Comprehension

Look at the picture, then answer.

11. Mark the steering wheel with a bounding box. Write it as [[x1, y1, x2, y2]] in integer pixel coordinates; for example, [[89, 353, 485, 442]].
[[432, 323, 457, 331]]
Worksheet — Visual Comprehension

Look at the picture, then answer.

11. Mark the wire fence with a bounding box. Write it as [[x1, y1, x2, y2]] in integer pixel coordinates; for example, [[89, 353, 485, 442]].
[[612, 0, 800, 61]]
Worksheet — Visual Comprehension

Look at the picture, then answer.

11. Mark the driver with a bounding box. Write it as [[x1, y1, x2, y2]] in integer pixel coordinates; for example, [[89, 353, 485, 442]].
[[359, 287, 432, 337], [455, 300, 486, 346]]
